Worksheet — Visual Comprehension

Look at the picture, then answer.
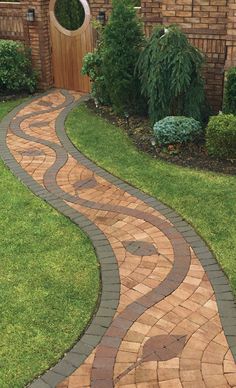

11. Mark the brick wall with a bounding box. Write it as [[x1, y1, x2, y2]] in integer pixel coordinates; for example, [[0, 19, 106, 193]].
[[225, 0, 236, 71], [0, 2, 26, 41], [140, 0, 229, 111], [0, 0, 53, 90], [20, 0, 53, 89], [0, 0, 236, 111], [88, 0, 235, 112]]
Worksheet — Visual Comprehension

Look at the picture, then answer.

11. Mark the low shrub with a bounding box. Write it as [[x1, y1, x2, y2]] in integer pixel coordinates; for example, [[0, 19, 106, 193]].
[[82, 21, 110, 105], [0, 40, 37, 94], [82, 50, 110, 105], [223, 67, 236, 114], [206, 114, 236, 159], [153, 116, 202, 146]]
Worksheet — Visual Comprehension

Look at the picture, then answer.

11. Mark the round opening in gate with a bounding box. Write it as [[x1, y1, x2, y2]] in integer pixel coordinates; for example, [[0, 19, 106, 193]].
[[54, 0, 85, 31]]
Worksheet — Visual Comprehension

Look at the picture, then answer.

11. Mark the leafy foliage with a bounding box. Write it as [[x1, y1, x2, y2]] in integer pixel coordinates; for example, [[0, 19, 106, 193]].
[[55, 0, 85, 30], [137, 25, 206, 123], [82, 51, 110, 104], [223, 67, 236, 114], [206, 114, 236, 159], [153, 116, 202, 146], [82, 23, 110, 105], [102, 0, 145, 114], [0, 40, 37, 94], [131, 0, 141, 5]]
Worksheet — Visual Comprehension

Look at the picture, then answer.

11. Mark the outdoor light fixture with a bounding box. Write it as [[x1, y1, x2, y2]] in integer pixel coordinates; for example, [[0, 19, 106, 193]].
[[94, 98, 99, 108], [26, 8, 35, 22], [97, 10, 106, 26], [150, 137, 156, 147], [124, 112, 130, 129]]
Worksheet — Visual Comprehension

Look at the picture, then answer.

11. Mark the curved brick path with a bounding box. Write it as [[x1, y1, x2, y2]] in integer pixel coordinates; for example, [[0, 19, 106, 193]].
[[1, 90, 236, 388]]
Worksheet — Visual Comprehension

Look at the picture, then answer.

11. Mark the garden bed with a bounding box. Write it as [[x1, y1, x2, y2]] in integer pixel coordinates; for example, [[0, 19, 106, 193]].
[[0, 92, 29, 102], [86, 100, 236, 176]]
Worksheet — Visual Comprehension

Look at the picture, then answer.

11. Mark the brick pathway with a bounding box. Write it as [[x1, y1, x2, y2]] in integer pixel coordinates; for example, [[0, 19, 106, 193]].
[[1, 90, 236, 388]]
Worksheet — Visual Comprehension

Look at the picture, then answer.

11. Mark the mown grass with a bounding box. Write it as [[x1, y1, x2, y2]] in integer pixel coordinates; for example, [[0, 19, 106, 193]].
[[66, 104, 236, 294], [0, 100, 100, 387]]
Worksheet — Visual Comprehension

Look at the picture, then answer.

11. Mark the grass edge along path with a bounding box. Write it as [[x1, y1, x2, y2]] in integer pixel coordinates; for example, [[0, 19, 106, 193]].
[[66, 103, 236, 295], [0, 99, 100, 387]]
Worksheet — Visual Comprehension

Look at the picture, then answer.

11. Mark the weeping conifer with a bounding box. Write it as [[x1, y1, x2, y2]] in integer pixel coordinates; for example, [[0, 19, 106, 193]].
[[137, 25, 206, 123]]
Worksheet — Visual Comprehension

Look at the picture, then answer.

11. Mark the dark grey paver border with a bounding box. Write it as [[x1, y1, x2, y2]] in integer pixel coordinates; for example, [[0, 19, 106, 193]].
[[0, 91, 120, 388], [56, 93, 236, 362]]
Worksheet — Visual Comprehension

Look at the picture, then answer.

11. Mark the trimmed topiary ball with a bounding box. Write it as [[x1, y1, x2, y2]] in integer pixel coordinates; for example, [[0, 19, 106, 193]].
[[206, 114, 236, 159], [153, 116, 202, 146]]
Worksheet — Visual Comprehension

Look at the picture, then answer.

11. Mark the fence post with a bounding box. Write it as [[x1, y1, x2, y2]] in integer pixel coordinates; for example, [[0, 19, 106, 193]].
[[21, 0, 53, 90]]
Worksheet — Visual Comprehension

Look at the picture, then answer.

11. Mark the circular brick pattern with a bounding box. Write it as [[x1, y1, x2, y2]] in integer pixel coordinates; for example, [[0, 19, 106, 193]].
[[0, 90, 236, 388], [122, 241, 159, 256]]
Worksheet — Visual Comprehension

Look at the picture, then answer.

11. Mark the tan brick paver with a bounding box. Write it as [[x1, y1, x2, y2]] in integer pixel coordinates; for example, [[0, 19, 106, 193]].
[[5, 90, 236, 388]]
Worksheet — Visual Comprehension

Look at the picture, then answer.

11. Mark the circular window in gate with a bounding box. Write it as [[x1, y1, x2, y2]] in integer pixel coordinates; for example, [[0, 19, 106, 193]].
[[54, 0, 85, 31]]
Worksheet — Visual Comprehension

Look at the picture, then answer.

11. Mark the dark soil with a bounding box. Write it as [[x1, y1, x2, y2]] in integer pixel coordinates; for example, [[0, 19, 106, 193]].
[[0, 92, 29, 102], [86, 100, 236, 176]]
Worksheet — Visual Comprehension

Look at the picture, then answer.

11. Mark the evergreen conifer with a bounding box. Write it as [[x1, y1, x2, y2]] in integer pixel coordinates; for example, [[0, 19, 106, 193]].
[[102, 0, 144, 113], [137, 25, 206, 123]]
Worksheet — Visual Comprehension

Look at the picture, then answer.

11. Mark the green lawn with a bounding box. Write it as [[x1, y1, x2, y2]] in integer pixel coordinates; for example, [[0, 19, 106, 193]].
[[0, 100, 100, 387], [66, 104, 236, 294]]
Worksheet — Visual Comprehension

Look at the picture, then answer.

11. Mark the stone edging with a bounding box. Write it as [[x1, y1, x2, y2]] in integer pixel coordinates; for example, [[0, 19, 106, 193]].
[[0, 91, 235, 388]]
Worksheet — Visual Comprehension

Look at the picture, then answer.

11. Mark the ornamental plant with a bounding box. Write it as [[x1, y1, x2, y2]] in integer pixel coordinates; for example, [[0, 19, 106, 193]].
[[82, 50, 110, 105], [82, 21, 110, 104], [206, 114, 236, 159], [0, 40, 37, 94], [153, 116, 202, 146], [137, 25, 206, 123], [223, 67, 236, 114], [102, 0, 145, 114]]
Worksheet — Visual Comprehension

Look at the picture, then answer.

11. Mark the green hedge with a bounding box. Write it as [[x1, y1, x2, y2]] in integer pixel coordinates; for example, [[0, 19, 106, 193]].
[[206, 114, 236, 159], [223, 67, 236, 115], [0, 40, 37, 94]]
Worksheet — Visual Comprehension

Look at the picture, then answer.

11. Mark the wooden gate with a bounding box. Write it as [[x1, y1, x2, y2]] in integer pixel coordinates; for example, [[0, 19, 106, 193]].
[[49, 0, 93, 93]]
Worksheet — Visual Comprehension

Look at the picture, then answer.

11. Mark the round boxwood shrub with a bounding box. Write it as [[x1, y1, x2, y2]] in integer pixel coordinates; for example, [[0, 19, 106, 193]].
[[0, 40, 37, 94], [153, 116, 202, 146], [206, 114, 236, 159]]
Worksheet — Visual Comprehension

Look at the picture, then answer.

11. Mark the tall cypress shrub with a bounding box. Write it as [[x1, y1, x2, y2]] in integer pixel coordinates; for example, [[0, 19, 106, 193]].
[[137, 25, 206, 123], [102, 0, 145, 114]]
